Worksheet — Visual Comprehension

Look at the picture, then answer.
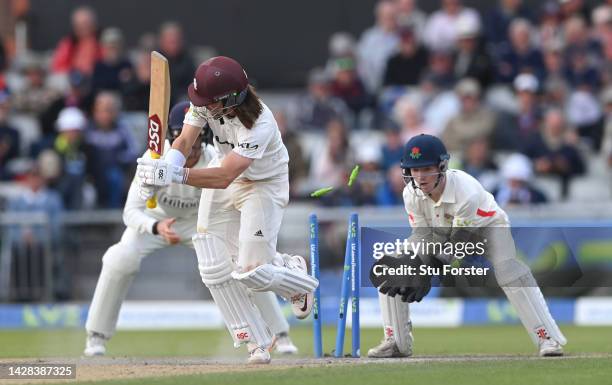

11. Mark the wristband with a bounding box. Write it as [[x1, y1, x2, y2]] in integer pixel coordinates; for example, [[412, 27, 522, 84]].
[[152, 221, 159, 235], [182, 168, 190, 184], [165, 148, 186, 167]]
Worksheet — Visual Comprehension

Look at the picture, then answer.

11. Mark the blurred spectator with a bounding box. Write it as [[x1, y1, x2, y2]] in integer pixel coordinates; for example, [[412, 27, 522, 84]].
[[484, 0, 533, 56], [326, 32, 357, 75], [53, 107, 88, 210], [290, 68, 350, 131], [563, 16, 603, 67], [6, 161, 65, 301], [496, 18, 545, 84], [309, 118, 354, 188], [91, 27, 134, 94], [51, 6, 102, 76], [542, 43, 566, 84], [460, 137, 498, 191], [351, 143, 383, 205], [356, 0, 399, 93], [0, 89, 20, 180], [591, 4, 612, 46], [601, 87, 612, 167], [453, 15, 493, 88], [423, 0, 481, 52], [158, 22, 195, 102], [442, 78, 496, 152], [566, 87, 604, 150], [493, 153, 547, 207], [380, 121, 403, 171], [558, 0, 590, 22], [494, 73, 543, 151], [383, 25, 428, 87], [275, 110, 308, 198], [36, 71, 92, 155], [328, 32, 357, 59], [537, 1, 564, 51], [12, 53, 59, 117], [83, 91, 137, 208], [422, 49, 455, 90], [375, 164, 405, 206], [0, 0, 32, 61], [523, 108, 585, 198], [417, 75, 460, 135], [328, 56, 372, 119], [121, 50, 150, 111], [564, 46, 601, 91], [392, 96, 434, 141], [395, 0, 427, 41], [542, 77, 569, 109]]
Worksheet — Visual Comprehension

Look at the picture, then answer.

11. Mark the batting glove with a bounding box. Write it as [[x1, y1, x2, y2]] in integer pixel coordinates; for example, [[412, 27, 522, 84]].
[[138, 181, 158, 201], [137, 157, 187, 187]]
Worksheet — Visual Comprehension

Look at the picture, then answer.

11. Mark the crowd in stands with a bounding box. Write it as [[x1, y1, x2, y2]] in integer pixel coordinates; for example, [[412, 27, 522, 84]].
[[288, 0, 612, 206], [0, 0, 611, 219]]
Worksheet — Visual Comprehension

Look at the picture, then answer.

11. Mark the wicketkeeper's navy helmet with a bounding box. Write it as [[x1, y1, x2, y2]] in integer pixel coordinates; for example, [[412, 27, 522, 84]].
[[167, 101, 211, 144], [400, 134, 450, 171]]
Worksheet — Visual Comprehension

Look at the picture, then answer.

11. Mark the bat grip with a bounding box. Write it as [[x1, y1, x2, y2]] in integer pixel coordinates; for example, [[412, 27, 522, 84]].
[[146, 151, 161, 209]]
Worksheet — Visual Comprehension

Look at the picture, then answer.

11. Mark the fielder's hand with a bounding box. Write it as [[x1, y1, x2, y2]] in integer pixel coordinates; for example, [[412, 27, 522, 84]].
[[137, 157, 186, 187], [155, 217, 180, 244]]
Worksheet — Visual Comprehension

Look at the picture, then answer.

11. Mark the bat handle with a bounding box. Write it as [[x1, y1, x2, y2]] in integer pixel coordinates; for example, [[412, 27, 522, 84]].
[[146, 151, 161, 209]]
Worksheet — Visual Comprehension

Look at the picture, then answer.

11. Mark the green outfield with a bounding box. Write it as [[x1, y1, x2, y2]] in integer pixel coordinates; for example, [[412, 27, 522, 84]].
[[1, 325, 611, 384]]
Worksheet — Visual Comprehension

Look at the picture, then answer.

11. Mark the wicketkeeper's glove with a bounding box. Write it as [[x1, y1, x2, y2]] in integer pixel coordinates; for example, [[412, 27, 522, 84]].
[[369, 252, 442, 303]]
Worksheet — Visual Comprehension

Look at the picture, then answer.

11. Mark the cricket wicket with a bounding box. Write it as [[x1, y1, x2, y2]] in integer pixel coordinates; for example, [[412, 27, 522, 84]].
[[310, 213, 360, 358]]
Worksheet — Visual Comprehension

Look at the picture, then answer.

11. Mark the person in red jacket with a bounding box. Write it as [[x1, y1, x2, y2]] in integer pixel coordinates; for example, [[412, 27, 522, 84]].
[[51, 6, 102, 76]]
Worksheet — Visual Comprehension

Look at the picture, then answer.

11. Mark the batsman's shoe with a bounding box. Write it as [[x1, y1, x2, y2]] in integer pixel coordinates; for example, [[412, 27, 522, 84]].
[[84, 332, 107, 357], [273, 333, 298, 355], [539, 339, 564, 357], [367, 337, 412, 358], [288, 255, 313, 320], [247, 343, 271, 364]]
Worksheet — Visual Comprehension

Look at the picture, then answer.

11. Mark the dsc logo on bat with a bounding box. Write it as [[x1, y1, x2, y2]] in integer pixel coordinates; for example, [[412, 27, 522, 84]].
[[148, 114, 162, 154]]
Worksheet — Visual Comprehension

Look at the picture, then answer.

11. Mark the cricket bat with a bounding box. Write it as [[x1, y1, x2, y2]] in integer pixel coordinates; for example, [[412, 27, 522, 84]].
[[146, 51, 171, 209]]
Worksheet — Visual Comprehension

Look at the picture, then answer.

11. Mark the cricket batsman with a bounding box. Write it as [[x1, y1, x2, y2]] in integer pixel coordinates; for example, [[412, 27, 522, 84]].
[[85, 101, 299, 357], [136, 57, 318, 364], [368, 134, 566, 358]]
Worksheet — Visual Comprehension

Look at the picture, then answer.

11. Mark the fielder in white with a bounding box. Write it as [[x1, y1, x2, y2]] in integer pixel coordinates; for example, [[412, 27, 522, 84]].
[[136, 57, 318, 364], [85, 101, 299, 357], [369, 134, 566, 358]]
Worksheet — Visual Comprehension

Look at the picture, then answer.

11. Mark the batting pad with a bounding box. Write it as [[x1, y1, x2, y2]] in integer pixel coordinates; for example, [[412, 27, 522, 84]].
[[193, 233, 273, 348], [502, 273, 567, 346], [231, 263, 318, 300], [379, 292, 413, 355]]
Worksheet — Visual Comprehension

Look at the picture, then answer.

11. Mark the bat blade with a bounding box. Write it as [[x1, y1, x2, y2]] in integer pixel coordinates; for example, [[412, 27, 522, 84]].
[[146, 51, 171, 209]]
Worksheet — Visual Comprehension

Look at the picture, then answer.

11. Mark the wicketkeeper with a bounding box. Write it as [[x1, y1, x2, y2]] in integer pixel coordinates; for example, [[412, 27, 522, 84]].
[[369, 134, 566, 358]]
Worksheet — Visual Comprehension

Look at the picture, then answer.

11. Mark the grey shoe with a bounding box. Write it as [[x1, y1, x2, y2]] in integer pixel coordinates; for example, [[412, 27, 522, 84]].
[[247, 343, 271, 364], [539, 338, 564, 357], [274, 333, 298, 355], [84, 332, 107, 357], [367, 337, 412, 358]]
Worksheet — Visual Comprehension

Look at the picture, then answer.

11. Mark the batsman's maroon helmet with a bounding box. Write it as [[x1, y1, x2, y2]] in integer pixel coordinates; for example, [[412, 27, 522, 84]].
[[187, 56, 249, 107]]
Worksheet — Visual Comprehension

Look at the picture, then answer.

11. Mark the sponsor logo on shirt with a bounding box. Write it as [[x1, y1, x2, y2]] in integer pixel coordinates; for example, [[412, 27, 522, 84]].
[[214, 135, 235, 149], [157, 193, 199, 210], [214, 135, 259, 151]]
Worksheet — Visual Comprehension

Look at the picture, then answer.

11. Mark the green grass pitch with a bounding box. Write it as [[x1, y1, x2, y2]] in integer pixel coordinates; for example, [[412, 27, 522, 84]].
[[1, 325, 611, 384]]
